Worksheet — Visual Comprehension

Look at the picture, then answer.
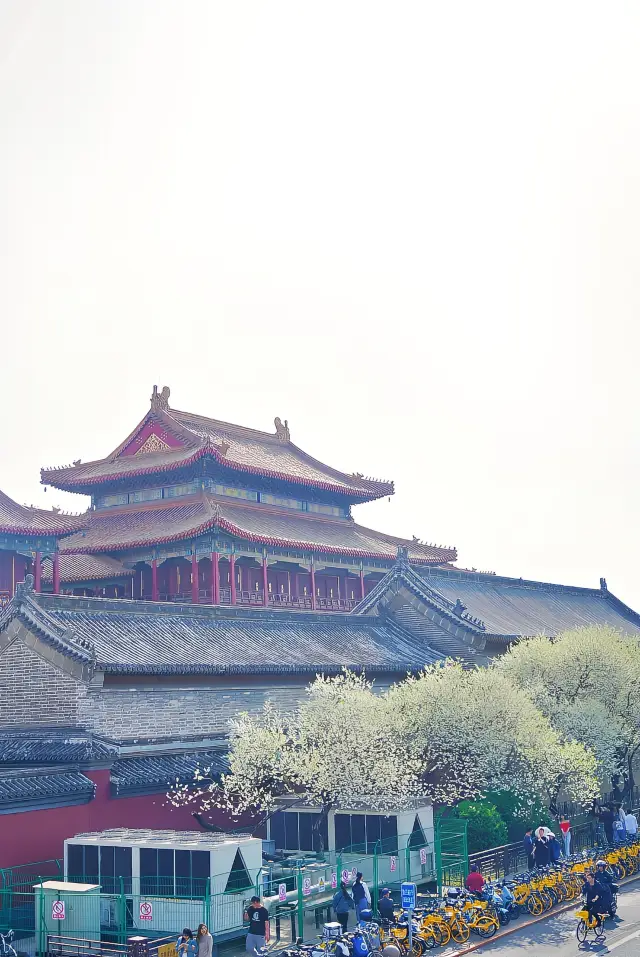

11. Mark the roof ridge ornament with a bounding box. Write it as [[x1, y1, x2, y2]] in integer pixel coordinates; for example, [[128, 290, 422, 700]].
[[600, 577, 608, 592], [150, 385, 171, 412], [274, 417, 290, 443], [15, 573, 35, 598]]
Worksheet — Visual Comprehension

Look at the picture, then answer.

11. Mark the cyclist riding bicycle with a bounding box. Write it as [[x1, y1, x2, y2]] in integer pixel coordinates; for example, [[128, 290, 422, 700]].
[[582, 872, 611, 929], [595, 860, 617, 916]]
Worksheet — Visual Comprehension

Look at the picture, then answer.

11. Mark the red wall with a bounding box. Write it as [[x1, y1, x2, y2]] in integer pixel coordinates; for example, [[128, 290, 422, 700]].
[[0, 771, 237, 870]]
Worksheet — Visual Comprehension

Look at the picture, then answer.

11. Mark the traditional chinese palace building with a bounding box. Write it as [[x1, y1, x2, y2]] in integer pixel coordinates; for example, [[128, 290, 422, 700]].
[[1, 386, 640, 867]]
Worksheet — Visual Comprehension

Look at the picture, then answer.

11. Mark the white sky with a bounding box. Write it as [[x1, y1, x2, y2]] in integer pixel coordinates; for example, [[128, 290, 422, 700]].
[[1, 1, 640, 606]]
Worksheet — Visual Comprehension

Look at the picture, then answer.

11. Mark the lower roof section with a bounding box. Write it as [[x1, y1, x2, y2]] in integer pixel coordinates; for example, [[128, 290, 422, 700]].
[[416, 566, 640, 640], [0, 769, 95, 813], [2, 584, 445, 677], [355, 556, 640, 646], [111, 750, 229, 797], [42, 553, 132, 584]]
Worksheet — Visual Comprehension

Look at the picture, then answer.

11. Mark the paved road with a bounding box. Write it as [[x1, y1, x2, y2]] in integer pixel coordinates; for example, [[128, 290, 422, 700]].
[[442, 883, 640, 956]]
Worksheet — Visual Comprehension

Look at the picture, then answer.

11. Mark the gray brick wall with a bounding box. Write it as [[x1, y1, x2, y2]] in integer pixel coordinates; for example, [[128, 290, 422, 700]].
[[79, 684, 306, 739], [0, 638, 84, 727]]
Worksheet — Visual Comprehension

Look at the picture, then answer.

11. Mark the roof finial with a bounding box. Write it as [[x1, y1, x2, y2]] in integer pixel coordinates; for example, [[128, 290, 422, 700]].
[[274, 417, 290, 442], [600, 577, 608, 592], [150, 385, 171, 412], [396, 545, 409, 566]]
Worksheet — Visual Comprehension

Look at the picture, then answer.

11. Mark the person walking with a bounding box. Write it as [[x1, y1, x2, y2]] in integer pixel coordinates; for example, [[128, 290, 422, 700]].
[[614, 805, 627, 843], [244, 895, 269, 956], [523, 828, 535, 871], [351, 872, 371, 919], [559, 819, 571, 857], [196, 925, 213, 957], [533, 828, 550, 868], [332, 882, 355, 932]]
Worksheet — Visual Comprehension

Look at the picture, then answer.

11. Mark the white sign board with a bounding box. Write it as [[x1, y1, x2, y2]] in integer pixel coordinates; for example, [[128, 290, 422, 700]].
[[331, 872, 337, 889], [139, 901, 153, 921], [419, 848, 428, 866], [302, 877, 312, 897], [51, 901, 65, 921], [390, 855, 397, 872], [278, 884, 287, 902]]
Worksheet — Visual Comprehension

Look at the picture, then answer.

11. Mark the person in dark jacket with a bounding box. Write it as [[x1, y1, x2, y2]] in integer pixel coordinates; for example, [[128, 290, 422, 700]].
[[582, 873, 611, 928], [332, 882, 355, 932], [599, 805, 615, 845], [377, 889, 395, 922], [351, 873, 371, 919], [595, 861, 617, 917], [548, 833, 562, 863], [523, 828, 535, 870], [533, 828, 550, 868]]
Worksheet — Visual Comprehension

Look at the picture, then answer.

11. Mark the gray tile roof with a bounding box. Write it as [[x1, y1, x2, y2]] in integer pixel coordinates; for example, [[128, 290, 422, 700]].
[[416, 566, 640, 640], [0, 730, 116, 765], [111, 751, 229, 795], [0, 771, 95, 804], [8, 590, 444, 675]]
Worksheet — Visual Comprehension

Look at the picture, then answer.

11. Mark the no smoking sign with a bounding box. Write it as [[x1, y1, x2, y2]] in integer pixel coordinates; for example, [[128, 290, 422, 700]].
[[139, 901, 153, 921], [51, 900, 65, 921]]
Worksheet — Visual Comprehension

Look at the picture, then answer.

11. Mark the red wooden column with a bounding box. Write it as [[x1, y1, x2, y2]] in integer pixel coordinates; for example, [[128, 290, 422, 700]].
[[33, 552, 41, 593], [229, 554, 237, 605], [191, 554, 199, 604], [211, 552, 219, 604], [359, 567, 365, 602], [52, 552, 60, 595], [152, 559, 159, 602], [310, 559, 317, 611], [262, 555, 268, 606]]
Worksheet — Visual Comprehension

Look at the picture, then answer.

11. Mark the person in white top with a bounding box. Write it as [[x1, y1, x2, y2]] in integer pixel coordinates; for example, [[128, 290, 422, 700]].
[[624, 811, 638, 835]]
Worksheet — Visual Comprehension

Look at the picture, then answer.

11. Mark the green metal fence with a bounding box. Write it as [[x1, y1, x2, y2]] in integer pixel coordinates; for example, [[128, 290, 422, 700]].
[[0, 822, 467, 954], [0, 867, 263, 956]]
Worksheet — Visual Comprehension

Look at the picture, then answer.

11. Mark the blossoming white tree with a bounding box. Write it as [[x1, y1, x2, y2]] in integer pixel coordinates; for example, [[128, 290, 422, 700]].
[[170, 663, 599, 844], [496, 626, 640, 795], [169, 670, 426, 851], [385, 662, 599, 810]]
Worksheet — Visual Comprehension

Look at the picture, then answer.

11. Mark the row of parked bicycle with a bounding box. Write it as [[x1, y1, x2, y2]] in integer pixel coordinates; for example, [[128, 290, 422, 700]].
[[277, 837, 640, 955]]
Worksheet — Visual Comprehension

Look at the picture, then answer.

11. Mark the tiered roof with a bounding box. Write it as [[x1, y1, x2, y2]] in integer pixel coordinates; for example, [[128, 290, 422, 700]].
[[58, 491, 455, 564], [0, 489, 83, 537], [42, 386, 394, 503]]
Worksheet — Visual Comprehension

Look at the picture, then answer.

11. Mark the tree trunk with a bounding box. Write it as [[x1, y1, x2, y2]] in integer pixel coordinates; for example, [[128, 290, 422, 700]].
[[312, 804, 331, 855]]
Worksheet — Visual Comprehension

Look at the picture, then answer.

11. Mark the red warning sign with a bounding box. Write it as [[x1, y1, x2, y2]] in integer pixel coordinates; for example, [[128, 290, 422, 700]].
[[51, 900, 65, 921], [139, 901, 153, 921]]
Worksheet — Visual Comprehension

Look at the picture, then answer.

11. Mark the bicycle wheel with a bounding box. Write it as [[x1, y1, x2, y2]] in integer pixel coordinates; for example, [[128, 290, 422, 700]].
[[595, 922, 607, 941], [410, 935, 428, 955], [428, 923, 450, 947], [449, 920, 469, 944], [576, 920, 587, 943], [527, 895, 543, 916], [475, 917, 499, 939]]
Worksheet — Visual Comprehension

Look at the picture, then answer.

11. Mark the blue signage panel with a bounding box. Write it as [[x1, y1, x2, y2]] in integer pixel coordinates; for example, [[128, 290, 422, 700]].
[[401, 882, 417, 910]]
